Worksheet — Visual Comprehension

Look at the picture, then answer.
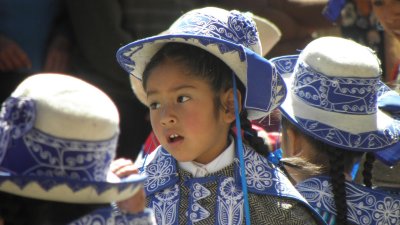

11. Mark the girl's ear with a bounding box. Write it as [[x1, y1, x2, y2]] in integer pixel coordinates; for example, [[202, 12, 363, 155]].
[[283, 127, 303, 157], [221, 88, 241, 123]]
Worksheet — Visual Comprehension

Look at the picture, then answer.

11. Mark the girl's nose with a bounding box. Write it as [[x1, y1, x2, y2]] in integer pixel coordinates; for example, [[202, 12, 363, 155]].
[[161, 117, 177, 126], [160, 107, 177, 126]]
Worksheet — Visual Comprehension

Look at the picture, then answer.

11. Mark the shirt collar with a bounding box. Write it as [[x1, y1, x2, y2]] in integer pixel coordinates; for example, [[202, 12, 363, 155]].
[[178, 137, 235, 177]]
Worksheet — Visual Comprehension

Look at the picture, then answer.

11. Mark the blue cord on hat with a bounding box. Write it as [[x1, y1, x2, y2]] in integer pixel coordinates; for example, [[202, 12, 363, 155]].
[[232, 73, 251, 225]]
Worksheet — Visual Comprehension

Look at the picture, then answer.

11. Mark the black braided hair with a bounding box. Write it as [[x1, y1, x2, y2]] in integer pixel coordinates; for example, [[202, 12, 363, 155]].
[[240, 110, 271, 157], [363, 152, 376, 188], [280, 116, 365, 224], [327, 149, 348, 225]]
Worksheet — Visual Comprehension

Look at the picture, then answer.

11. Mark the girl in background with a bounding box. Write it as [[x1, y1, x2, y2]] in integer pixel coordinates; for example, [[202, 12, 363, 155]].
[[273, 36, 400, 225]]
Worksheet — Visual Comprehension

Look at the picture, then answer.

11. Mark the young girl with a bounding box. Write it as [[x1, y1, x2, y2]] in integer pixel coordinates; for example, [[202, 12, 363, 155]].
[[116, 7, 325, 225], [272, 36, 400, 225]]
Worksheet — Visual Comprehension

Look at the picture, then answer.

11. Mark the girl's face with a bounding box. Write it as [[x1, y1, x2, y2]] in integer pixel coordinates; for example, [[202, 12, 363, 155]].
[[145, 59, 233, 164], [372, 0, 400, 39]]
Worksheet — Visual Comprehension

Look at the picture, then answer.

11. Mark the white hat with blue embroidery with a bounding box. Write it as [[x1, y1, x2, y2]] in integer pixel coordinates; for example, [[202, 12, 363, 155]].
[[272, 36, 400, 152], [0, 74, 146, 203], [116, 7, 286, 120]]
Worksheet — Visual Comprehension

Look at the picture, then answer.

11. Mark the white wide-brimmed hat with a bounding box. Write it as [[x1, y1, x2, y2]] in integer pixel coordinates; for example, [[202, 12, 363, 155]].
[[116, 7, 285, 120], [272, 36, 400, 152], [0, 74, 146, 203]]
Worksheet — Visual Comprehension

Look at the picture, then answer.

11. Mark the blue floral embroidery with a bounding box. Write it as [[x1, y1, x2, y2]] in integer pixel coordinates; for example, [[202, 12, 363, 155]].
[[142, 146, 315, 225], [217, 177, 244, 225], [143, 149, 178, 194], [294, 62, 379, 115], [242, 145, 305, 199], [151, 184, 179, 225], [296, 176, 400, 225]]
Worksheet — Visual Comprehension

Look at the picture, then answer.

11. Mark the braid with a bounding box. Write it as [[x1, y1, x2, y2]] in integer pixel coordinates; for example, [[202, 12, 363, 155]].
[[239, 110, 271, 157], [363, 152, 375, 188], [328, 149, 348, 225]]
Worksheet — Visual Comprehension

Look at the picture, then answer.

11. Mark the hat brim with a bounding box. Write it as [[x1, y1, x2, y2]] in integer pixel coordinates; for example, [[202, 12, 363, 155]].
[[117, 34, 286, 120], [272, 55, 400, 152], [251, 14, 281, 56], [373, 88, 400, 165], [0, 172, 146, 203], [127, 16, 282, 106]]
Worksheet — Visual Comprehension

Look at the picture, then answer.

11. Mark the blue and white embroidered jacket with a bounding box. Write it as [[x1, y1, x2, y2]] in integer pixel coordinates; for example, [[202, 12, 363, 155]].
[[296, 176, 400, 225], [139, 145, 327, 225]]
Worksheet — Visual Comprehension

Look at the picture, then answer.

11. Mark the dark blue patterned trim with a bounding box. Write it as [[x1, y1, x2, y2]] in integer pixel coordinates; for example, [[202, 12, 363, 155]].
[[1, 128, 118, 182], [0, 175, 142, 195], [297, 176, 400, 225], [117, 35, 245, 75], [116, 9, 259, 75], [294, 62, 379, 115], [294, 116, 400, 151]]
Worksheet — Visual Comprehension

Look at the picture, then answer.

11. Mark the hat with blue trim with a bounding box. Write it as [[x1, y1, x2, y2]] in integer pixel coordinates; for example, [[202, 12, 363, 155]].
[[0, 74, 146, 203], [272, 36, 400, 152], [116, 7, 286, 120]]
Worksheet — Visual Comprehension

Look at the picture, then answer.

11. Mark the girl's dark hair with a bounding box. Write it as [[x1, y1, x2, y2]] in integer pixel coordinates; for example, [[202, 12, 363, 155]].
[[0, 191, 107, 225], [281, 116, 365, 225], [363, 152, 375, 188], [142, 43, 270, 156]]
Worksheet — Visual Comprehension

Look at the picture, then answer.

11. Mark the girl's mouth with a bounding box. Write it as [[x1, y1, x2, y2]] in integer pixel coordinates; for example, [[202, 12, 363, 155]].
[[168, 134, 184, 143]]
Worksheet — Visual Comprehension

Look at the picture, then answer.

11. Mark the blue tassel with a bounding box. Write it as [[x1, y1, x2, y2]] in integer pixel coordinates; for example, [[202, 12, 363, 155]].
[[232, 73, 251, 225]]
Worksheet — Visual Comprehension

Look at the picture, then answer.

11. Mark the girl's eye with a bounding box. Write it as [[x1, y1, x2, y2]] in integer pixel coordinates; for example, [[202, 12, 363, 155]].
[[177, 96, 190, 103], [149, 102, 161, 110]]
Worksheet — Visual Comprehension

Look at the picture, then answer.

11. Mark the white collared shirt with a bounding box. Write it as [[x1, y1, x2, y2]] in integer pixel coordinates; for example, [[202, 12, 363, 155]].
[[178, 137, 235, 177]]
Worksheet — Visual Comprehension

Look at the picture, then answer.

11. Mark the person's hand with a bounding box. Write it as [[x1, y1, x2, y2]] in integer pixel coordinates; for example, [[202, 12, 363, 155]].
[[110, 158, 138, 178], [117, 188, 146, 214], [44, 34, 70, 72], [0, 35, 31, 72], [111, 158, 146, 214]]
